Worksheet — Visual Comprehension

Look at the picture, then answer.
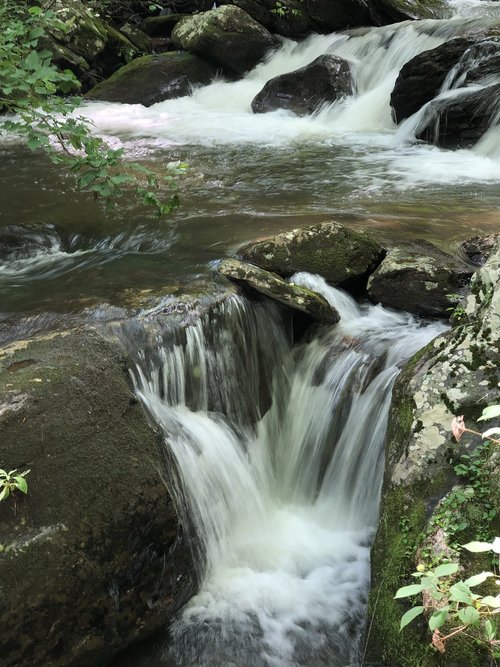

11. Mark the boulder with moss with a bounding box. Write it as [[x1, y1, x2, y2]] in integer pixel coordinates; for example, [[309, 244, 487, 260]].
[[0, 329, 194, 667], [241, 221, 385, 289], [171, 5, 278, 75], [366, 241, 500, 666], [86, 52, 217, 105], [367, 240, 473, 317]]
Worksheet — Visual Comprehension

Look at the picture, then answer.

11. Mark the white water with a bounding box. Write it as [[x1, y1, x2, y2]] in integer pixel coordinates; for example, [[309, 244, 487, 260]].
[[81, 16, 500, 191], [133, 283, 447, 666]]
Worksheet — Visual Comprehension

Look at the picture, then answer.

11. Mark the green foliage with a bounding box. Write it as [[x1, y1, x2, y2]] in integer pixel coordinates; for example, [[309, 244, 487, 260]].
[[395, 540, 500, 658], [0, 0, 184, 215], [0, 468, 30, 502], [271, 1, 302, 19]]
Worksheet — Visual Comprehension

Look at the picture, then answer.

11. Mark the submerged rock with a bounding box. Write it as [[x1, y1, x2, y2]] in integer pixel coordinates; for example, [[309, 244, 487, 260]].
[[241, 221, 385, 288], [251, 55, 352, 115], [86, 52, 217, 105], [367, 241, 473, 316], [171, 5, 278, 75], [0, 330, 194, 667], [218, 258, 340, 323], [367, 240, 500, 666]]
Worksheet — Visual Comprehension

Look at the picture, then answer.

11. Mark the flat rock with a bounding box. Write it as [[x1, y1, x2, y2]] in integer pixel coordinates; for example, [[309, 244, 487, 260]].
[[367, 241, 473, 316], [241, 221, 385, 287], [218, 258, 340, 324]]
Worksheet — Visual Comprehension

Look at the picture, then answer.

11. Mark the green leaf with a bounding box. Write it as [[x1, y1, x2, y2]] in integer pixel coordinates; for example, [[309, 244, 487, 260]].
[[449, 584, 473, 605], [0, 486, 10, 501], [400, 606, 424, 631], [485, 618, 497, 641], [395, 584, 423, 599], [464, 571, 494, 587], [429, 608, 449, 631], [478, 405, 500, 422], [457, 606, 480, 626], [14, 477, 28, 493], [482, 427, 500, 439], [434, 563, 459, 578], [482, 596, 500, 608], [463, 541, 493, 553]]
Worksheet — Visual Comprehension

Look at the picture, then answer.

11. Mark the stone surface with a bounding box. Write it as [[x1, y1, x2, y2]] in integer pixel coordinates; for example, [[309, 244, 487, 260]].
[[241, 221, 385, 288], [142, 14, 188, 37], [86, 52, 217, 105], [119, 23, 153, 53], [251, 55, 352, 115], [415, 82, 500, 149], [367, 241, 500, 666], [391, 33, 500, 123], [461, 233, 500, 265], [171, 5, 278, 75], [367, 241, 473, 316], [0, 329, 194, 667], [218, 258, 340, 323]]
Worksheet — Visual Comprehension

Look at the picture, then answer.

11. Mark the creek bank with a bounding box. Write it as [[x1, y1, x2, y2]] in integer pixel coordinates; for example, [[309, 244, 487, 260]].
[[0, 328, 194, 667], [367, 241, 500, 666]]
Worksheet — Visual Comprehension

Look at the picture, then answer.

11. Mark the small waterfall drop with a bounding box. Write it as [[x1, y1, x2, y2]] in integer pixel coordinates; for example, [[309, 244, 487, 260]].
[[132, 281, 447, 667]]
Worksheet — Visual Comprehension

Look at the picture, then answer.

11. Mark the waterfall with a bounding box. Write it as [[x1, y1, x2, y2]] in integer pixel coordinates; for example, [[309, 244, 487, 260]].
[[131, 279, 447, 667]]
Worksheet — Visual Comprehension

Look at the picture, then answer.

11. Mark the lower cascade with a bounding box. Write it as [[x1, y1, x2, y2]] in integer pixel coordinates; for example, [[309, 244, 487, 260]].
[[131, 275, 447, 667]]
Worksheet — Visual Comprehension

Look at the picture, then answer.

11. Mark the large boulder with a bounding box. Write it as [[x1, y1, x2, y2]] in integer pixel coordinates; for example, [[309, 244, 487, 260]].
[[141, 14, 188, 37], [367, 241, 500, 666], [391, 33, 500, 123], [0, 329, 194, 667], [42, 0, 139, 91], [86, 52, 217, 105], [218, 258, 340, 323], [171, 6, 278, 75], [241, 222, 385, 288], [251, 55, 352, 115], [367, 241, 473, 317], [415, 82, 500, 149]]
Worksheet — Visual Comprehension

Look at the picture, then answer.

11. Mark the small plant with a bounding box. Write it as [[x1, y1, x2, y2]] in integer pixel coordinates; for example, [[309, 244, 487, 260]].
[[395, 404, 500, 656], [0, 468, 30, 502], [271, 1, 302, 18], [446, 293, 467, 323]]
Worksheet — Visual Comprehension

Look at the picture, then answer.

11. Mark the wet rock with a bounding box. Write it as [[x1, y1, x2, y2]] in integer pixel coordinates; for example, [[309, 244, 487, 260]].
[[119, 23, 153, 52], [0, 329, 194, 667], [162, 0, 214, 12], [218, 258, 340, 324], [391, 34, 500, 123], [86, 52, 217, 105], [251, 55, 352, 115], [367, 241, 473, 317], [241, 221, 385, 288], [171, 5, 278, 75], [415, 82, 500, 149], [461, 233, 500, 265], [367, 240, 500, 666], [41, 0, 139, 91], [220, 0, 318, 37]]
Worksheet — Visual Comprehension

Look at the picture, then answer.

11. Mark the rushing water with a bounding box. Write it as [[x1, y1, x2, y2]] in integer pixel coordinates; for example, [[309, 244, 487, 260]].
[[119, 278, 447, 667], [1, 12, 500, 324]]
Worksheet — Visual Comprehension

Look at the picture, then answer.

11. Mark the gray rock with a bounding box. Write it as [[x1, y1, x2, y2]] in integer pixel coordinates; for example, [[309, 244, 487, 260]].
[[241, 221, 385, 287], [218, 258, 340, 323], [461, 233, 500, 266], [119, 23, 153, 52], [367, 241, 500, 666], [0, 329, 194, 667], [86, 52, 217, 105], [367, 241, 473, 316], [142, 14, 188, 37], [251, 54, 352, 115], [171, 5, 278, 75]]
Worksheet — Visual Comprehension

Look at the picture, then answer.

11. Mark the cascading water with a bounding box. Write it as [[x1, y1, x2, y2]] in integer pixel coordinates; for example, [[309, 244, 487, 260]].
[[130, 278, 447, 667]]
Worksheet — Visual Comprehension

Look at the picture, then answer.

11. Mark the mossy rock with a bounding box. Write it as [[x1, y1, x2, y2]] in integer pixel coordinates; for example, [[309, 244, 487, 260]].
[[171, 5, 278, 75], [241, 221, 385, 289], [86, 51, 217, 106], [367, 242, 500, 666], [218, 257, 340, 323], [142, 14, 189, 37], [0, 329, 194, 667]]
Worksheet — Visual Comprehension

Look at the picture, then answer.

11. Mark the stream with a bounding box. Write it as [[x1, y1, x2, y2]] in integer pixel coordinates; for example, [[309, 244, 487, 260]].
[[1, 1, 499, 665]]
